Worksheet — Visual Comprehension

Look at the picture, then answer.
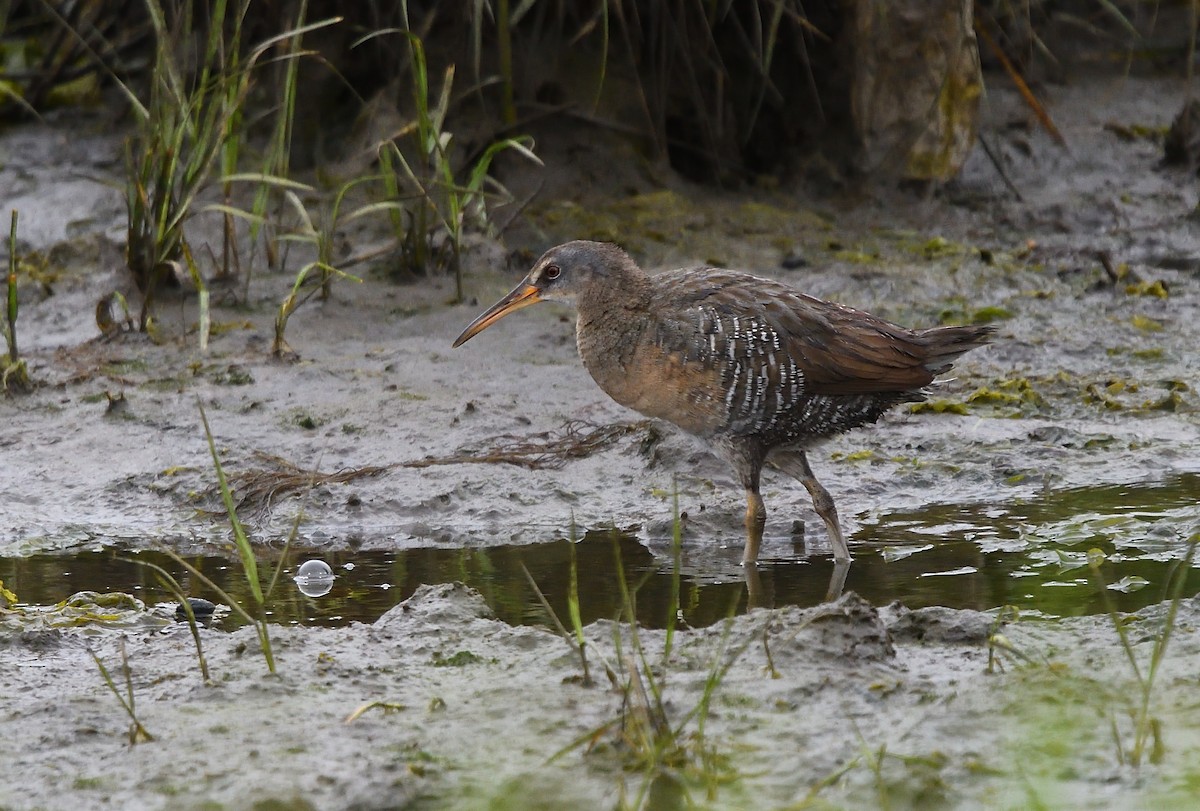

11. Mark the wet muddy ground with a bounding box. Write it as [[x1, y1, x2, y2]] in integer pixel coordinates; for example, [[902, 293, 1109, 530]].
[[2, 73, 1200, 809]]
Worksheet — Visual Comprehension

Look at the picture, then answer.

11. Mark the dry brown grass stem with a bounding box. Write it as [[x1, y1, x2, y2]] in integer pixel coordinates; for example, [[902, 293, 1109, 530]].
[[402, 419, 653, 471], [208, 419, 649, 514], [226, 452, 391, 514], [975, 19, 1067, 147]]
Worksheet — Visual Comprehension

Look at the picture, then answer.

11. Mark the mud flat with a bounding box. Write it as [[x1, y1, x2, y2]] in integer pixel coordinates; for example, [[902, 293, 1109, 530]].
[[1, 73, 1199, 809]]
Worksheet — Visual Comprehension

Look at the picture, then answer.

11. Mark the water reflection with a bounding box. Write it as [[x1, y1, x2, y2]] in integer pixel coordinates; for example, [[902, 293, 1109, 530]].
[[1, 473, 1197, 629]]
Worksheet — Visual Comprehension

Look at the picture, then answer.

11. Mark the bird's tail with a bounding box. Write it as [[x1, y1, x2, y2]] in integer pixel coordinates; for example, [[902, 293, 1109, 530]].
[[917, 324, 995, 375]]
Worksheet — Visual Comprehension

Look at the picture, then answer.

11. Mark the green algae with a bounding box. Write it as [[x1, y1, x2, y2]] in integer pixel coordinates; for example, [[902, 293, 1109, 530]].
[[1126, 280, 1169, 298], [832, 449, 876, 462], [1083, 378, 1192, 413], [969, 305, 1013, 324], [1, 588, 169, 632], [0, 578, 16, 608], [909, 399, 971, 415], [1131, 314, 1164, 332], [433, 650, 485, 667], [529, 191, 834, 264], [967, 378, 1048, 414]]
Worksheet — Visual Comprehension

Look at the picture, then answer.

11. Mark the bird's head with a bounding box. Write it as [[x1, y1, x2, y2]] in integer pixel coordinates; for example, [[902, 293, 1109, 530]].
[[452, 241, 634, 347]]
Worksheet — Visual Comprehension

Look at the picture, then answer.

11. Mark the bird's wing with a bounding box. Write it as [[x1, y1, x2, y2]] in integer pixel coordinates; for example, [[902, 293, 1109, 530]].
[[653, 268, 937, 395]]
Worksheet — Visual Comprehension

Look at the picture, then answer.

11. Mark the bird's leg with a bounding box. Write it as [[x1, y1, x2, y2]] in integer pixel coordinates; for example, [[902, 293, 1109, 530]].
[[730, 443, 768, 565], [796, 456, 851, 562], [742, 485, 766, 565], [774, 451, 852, 562], [743, 561, 765, 608], [825, 560, 850, 602], [801, 475, 850, 562]]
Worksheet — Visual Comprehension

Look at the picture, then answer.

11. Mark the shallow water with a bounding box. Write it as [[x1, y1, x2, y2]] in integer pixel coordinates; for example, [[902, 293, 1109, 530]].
[[4, 474, 1197, 629]]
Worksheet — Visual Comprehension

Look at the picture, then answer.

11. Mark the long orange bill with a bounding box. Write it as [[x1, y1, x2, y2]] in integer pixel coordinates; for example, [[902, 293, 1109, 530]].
[[452, 280, 542, 347]]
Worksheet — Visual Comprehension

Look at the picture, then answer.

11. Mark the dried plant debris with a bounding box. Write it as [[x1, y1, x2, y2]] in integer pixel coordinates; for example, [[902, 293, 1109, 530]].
[[204, 421, 651, 515], [222, 452, 393, 515], [405, 419, 654, 472]]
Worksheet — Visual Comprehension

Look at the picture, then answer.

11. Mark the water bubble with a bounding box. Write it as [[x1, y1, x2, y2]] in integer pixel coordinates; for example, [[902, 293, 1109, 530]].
[[297, 559, 333, 579], [294, 559, 335, 597]]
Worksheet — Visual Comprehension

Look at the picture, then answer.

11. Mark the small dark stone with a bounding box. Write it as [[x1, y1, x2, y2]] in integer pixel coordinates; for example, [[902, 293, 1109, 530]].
[[781, 250, 809, 270], [176, 598, 217, 623]]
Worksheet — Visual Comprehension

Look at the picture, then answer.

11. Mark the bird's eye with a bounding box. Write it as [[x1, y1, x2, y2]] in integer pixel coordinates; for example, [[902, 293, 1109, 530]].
[[543, 264, 561, 281]]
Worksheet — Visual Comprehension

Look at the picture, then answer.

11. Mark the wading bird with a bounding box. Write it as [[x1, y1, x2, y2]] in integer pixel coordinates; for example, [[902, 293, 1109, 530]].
[[454, 240, 992, 568]]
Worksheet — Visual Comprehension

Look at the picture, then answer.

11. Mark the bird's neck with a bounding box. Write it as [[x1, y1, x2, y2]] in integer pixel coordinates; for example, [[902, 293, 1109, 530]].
[[577, 264, 653, 315], [573, 266, 655, 408]]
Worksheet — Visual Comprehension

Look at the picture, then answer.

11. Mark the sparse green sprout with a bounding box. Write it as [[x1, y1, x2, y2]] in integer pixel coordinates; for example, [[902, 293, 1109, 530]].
[[520, 516, 598, 687], [3, 210, 31, 393], [90, 639, 154, 745], [549, 529, 745, 806], [128, 558, 212, 683], [1088, 535, 1199, 766], [184, 403, 289, 674], [369, 25, 541, 302], [266, 184, 371, 358]]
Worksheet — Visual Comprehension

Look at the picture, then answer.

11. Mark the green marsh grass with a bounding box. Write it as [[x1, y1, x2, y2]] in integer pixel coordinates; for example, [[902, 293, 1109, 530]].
[[121, 0, 336, 331], [128, 558, 212, 683], [979, 532, 1199, 779], [124, 0, 249, 327], [226, 0, 311, 298], [608, 538, 744, 809], [90, 638, 154, 744], [566, 520, 592, 681], [181, 402, 309, 674], [663, 486, 683, 660], [371, 20, 540, 301], [546, 507, 744, 809], [520, 560, 586, 681], [985, 605, 1030, 674], [5, 211, 18, 359], [1087, 534, 1200, 766], [520, 517, 601, 686], [268, 182, 372, 357], [4, 209, 31, 392]]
